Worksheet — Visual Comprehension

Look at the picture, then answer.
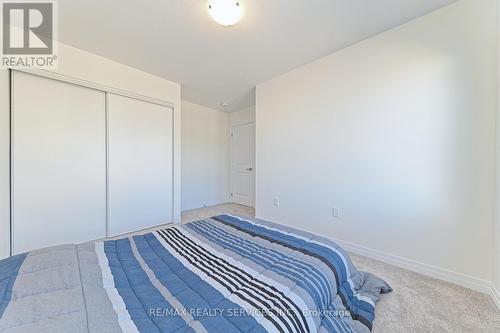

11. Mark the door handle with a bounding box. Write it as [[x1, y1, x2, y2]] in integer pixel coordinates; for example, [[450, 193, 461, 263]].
[[246, 168, 253, 171]]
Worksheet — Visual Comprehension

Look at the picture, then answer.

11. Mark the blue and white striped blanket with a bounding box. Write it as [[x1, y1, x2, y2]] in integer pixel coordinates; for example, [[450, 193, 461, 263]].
[[0, 215, 391, 333]]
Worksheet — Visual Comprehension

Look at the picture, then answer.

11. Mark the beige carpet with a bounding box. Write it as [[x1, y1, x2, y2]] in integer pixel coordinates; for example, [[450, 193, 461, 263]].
[[182, 203, 500, 333], [351, 253, 500, 332]]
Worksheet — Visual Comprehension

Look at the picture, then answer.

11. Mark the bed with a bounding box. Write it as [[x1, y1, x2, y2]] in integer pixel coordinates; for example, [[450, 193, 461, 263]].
[[0, 215, 391, 333]]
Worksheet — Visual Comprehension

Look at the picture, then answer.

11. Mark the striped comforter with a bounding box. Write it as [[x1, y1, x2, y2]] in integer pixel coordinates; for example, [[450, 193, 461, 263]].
[[0, 215, 391, 333]]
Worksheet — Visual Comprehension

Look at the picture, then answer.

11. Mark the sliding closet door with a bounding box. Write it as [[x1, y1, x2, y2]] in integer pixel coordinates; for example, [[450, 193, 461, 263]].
[[12, 71, 106, 254], [107, 94, 173, 236], [0, 70, 9, 258]]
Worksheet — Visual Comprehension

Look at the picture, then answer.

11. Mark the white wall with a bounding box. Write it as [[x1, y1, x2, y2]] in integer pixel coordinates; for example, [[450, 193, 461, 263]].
[[495, 0, 500, 307], [181, 101, 230, 211], [230, 106, 255, 126], [256, 0, 496, 287], [0, 41, 182, 258], [0, 70, 9, 259]]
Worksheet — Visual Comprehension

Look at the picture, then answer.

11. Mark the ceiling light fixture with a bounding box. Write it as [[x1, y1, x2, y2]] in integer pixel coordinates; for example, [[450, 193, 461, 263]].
[[207, 0, 244, 26]]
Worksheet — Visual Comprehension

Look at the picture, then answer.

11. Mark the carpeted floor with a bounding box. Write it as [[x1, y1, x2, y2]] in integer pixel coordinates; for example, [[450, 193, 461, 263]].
[[181, 203, 500, 333], [351, 253, 500, 332]]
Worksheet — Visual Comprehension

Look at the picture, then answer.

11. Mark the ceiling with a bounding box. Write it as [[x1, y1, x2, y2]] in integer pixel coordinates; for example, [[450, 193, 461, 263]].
[[58, 0, 456, 112]]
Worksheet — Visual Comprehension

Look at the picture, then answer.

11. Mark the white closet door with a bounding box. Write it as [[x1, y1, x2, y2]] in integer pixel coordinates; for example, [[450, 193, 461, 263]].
[[107, 94, 173, 236], [12, 71, 106, 254], [0, 68, 9, 259]]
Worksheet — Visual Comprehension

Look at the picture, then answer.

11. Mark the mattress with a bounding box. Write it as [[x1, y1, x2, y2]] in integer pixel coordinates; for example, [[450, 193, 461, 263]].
[[0, 215, 391, 333]]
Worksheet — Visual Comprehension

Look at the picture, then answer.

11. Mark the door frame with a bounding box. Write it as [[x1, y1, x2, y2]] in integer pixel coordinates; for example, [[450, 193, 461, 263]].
[[229, 121, 255, 207]]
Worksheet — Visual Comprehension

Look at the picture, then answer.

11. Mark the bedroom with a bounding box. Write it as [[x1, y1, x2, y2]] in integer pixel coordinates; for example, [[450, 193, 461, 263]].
[[0, 0, 499, 332]]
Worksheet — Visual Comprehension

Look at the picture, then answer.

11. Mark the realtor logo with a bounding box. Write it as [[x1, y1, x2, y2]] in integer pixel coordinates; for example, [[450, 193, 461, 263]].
[[1, 0, 57, 68]]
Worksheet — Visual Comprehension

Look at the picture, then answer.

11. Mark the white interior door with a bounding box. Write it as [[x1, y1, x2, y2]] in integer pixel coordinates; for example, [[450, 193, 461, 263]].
[[230, 122, 255, 207], [107, 93, 173, 236], [11, 71, 107, 254]]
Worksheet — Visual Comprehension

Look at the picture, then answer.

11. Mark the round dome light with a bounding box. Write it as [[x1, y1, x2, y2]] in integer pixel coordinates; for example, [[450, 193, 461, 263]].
[[207, 0, 244, 26]]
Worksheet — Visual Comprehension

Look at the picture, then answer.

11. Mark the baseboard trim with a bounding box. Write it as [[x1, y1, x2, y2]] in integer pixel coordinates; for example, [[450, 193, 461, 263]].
[[181, 199, 229, 212], [332, 237, 491, 293], [337, 238, 500, 311], [490, 284, 500, 310], [253, 215, 499, 310]]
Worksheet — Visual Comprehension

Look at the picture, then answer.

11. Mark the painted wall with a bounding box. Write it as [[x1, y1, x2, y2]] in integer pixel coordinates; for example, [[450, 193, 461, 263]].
[[181, 101, 230, 211], [256, 0, 496, 285], [495, 0, 500, 307], [0, 41, 182, 258], [230, 105, 255, 126]]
